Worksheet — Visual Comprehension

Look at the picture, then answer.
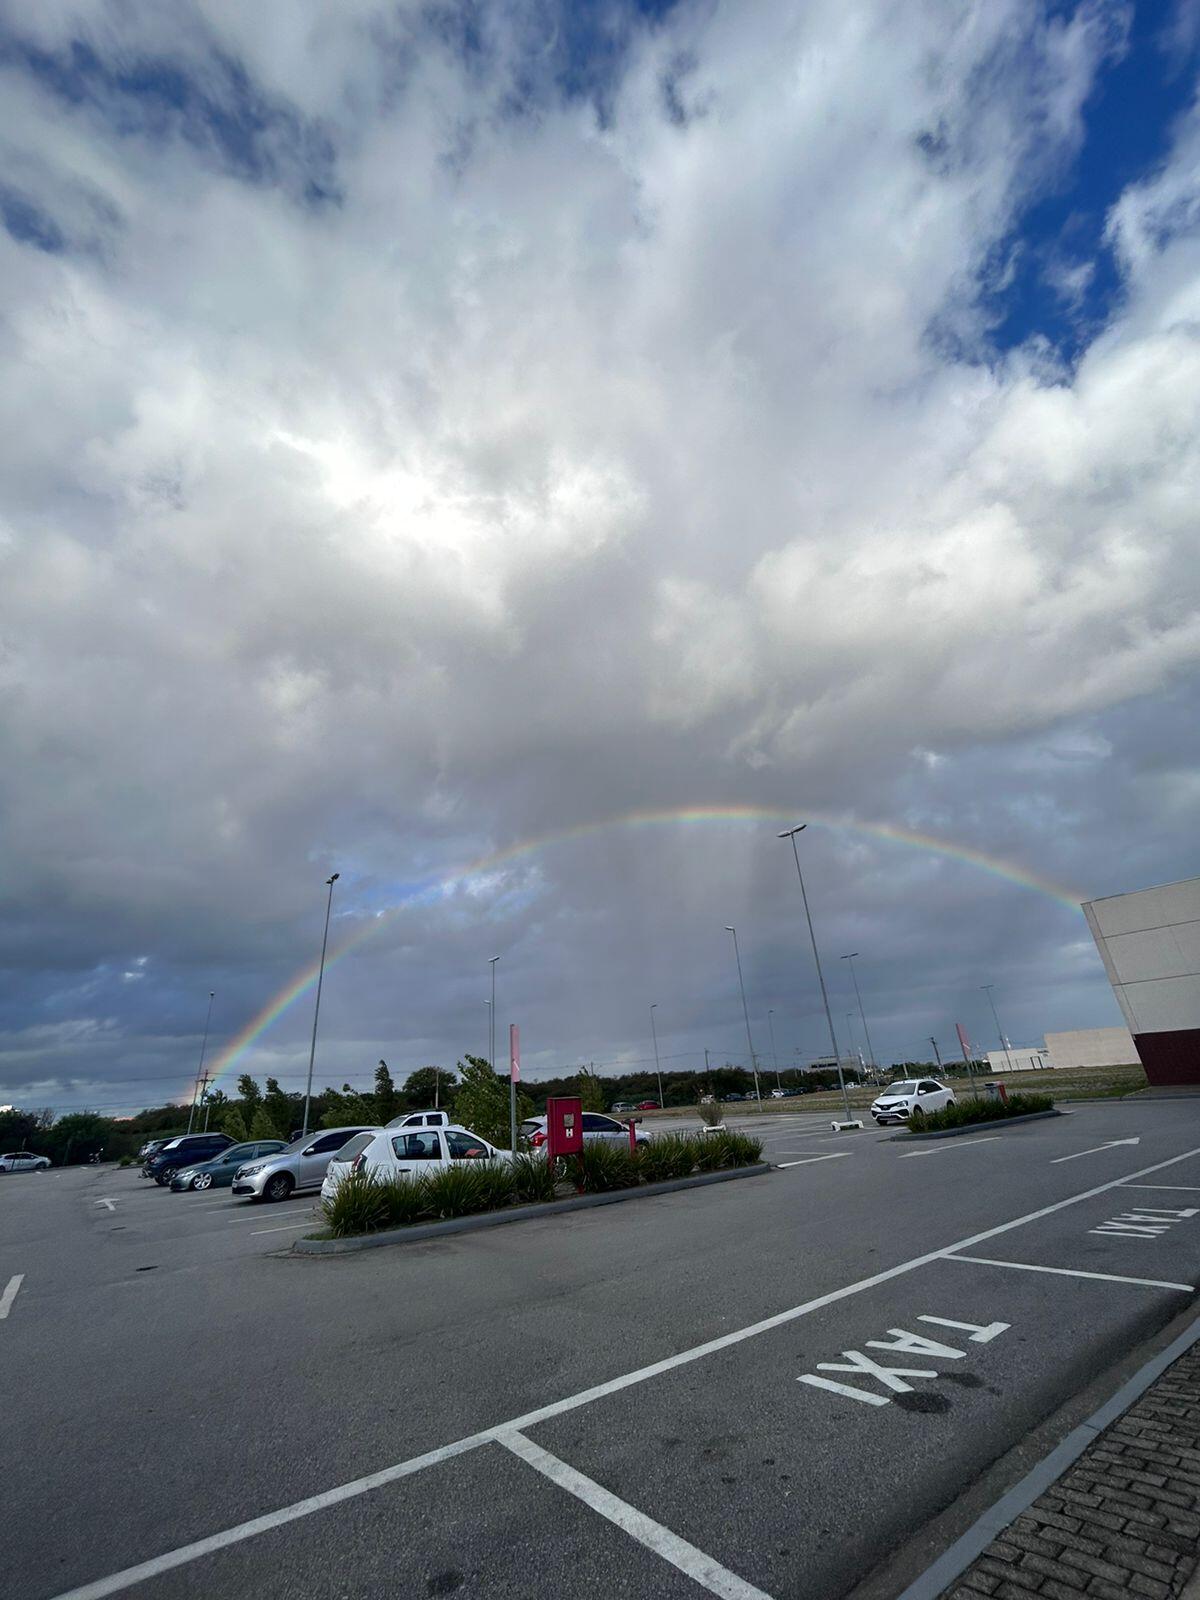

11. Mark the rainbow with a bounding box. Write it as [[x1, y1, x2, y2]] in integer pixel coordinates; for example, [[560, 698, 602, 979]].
[[193, 805, 1084, 1097]]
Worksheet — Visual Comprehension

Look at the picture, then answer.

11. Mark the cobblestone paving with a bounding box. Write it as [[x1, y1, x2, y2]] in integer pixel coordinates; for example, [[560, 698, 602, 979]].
[[946, 1343, 1200, 1600]]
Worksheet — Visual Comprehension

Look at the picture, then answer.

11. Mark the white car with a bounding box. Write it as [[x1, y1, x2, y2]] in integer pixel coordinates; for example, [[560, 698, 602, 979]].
[[520, 1113, 649, 1151], [0, 1151, 51, 1172], [385, 1109, 450, 1129], [871, 1079, 955, 1125], [320, 1123, 512, 1204]]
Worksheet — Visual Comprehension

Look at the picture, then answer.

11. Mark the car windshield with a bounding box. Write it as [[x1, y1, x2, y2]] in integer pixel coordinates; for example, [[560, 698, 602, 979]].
[[883, 1082, 918, 1096]]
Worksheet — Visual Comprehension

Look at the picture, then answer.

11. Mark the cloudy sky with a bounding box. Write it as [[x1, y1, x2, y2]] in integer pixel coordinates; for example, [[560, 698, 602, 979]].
[[2, 0, 1199, 1115]]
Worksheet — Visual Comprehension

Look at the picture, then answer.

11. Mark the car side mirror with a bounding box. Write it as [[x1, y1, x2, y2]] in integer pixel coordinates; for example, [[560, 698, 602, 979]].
[[303, 1146, 317, 1157]]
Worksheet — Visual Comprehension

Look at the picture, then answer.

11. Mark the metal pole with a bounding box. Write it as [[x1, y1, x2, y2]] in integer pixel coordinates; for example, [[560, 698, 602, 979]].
[[489, 958, 499, 1077], [187, 991, 215, 1134], [846, 1012, 858, 1065], [725, 927, 762, 1108], [649, 1004, 664, 1108], [302, 874, 339, 1140], [767, 1009, 782, 1090], [779, 826, 851, 1123], [981, 985, 1014, 1073], [842, 953, 878, 1075], [509, 1022, 518, 1155], [929, 1036, 943, 1071]]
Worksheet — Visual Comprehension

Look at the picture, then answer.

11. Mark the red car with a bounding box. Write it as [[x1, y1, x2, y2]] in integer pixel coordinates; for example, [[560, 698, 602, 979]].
[[636, 1100, 660, 1111]]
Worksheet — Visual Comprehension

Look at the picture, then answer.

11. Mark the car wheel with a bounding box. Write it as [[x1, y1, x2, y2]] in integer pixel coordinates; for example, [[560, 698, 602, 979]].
[[263, 1172, 294, 1203], [155, 1172, 170, 1185], [194, 1173, 212, 1191]]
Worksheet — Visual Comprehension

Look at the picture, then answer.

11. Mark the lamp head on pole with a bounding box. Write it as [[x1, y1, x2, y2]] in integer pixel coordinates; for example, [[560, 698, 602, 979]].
[[724, 925, 735, 933], [327, 872, 339, 886], [841, 951, 858, 961], [777, 824, 807, 839]]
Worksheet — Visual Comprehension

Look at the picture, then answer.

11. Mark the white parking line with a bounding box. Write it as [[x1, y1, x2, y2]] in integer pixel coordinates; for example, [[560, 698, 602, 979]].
[[946, 1255, 1194, 1292], [777, 1154, 853, 1169], [0, 1274, 24, 1320], [501, 1429, 772, 1599], [249, 1221, 316, 1236], [41, 1141, 1200, 1600], [232, 1206, 313, 1224], [898, 1138, 1003, 1160], [1121, 1184, 1200, 1193]]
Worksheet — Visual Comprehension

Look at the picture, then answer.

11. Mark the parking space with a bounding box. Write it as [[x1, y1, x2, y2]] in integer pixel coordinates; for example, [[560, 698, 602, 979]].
[[7, 1104, 1200, 1600]]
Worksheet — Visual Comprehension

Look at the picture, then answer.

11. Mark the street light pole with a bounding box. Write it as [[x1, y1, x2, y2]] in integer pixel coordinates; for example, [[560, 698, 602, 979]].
[[649, 1004, 664, 1108], [489, 957, 500, 1075], [767, 1008, 782, 1090], [724, 926, 763, 1109], [187, 991, 215, 1134], [929, 1036, 943, 1071], [981, 985, 1014, 1073], [841, 952, 878, 1076], [779, 825, 851, 1123], [301, 873, 339, 1140]]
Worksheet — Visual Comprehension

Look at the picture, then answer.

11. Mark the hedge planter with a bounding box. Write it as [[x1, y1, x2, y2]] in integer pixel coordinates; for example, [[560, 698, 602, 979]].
[[294, 1162, 770, 1255], [894, 1108, 1062, 1141]]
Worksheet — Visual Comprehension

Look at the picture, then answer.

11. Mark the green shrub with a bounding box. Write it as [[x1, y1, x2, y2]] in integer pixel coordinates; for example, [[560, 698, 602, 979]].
[[905, 1091, 1053, 1133], [321, 1169, 396, 1236], [118, 1155, 134, 1168], [574, 1140, 639, 1193], [693, 1133, 728, 1171], [423, 1160, 514, 1219], [638, 1133, 699, 1183], [511, 1152, 559, 1205], [722, 1130, 764, 1166], [376, 1174, 432, 1228]]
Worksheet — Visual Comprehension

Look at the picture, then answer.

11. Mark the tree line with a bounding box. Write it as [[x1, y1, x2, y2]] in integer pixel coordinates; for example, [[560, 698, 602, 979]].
[[2, 1055, 992, 1166]]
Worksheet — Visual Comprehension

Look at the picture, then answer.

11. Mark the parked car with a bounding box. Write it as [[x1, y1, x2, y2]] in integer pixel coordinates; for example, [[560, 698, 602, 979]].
[[0, 1151, 51, 1173], [169, 1140, 288, 1191], [320, 1124, 511, 1204], [610, 1101, 635, 1113], [231, 1126, 378, 1202], [519, 1112, 650, 1151], [870, 1079, 955, 1125], [385, 1109, 450, 1129], [770, 1088, 788, 1098], [145, 1133, 235, 1184], [723, 1093, 745, 1103], [635, 1100, 659, 1111]]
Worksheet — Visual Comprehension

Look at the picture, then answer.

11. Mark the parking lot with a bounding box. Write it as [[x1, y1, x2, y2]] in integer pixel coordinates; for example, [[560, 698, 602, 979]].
[[5, 1101, 1200, 1600]]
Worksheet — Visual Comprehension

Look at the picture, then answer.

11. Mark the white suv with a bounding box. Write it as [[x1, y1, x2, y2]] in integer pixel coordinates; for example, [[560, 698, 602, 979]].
[[870, 1079, 954, 1125]]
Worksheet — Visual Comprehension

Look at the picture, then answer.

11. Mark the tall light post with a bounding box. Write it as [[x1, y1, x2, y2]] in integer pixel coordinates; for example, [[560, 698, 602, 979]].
[[846, 1011, 858, 1065], [981, 984, 1014, 1073], [649, 1004, 664, 1108], [767, 1008, 782, 1091], [301, 873, 339, 1139], [724, 926, 763, 1109], [778, 825, 851, 1123], [187, 991, 216, 1134], [489, 957, 500, 1074], [841, 952, 878, 1077]]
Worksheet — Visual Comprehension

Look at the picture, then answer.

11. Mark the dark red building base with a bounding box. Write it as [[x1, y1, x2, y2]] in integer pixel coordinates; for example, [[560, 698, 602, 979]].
[[1135, 1029, 1200, 1087]]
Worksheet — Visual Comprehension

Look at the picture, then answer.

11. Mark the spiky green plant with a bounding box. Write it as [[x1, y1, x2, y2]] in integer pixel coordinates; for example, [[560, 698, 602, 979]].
[[574, 1140, 639, 1193], [510, 1152, 559, 1204], [638, 1133, 699, 1183]]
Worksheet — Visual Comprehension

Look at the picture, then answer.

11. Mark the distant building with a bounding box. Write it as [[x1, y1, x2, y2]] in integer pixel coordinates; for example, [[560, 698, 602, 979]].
[[1084, 876, 1200, 1086], [984, 1047, 1051, 1073], [807, 1055, 865, 1074], [1045, 1027, 1139, 1072]]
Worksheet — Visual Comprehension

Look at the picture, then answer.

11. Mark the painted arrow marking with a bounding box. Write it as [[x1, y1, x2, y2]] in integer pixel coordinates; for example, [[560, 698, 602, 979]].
[[94, 1198, 117, 1211], [777, 1153, 853, 1169], [1051, 1139, 1141, 1165]]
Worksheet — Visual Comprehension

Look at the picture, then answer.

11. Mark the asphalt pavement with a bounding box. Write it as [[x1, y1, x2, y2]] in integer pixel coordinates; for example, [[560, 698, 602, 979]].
[[5, 1101, 1200, 1600]]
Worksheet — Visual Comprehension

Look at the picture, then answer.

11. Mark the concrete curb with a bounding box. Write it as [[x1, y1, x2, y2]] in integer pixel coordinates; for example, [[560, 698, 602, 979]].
[[892, 1108, 1061, 1141], [292, 1162, 771, 1255]]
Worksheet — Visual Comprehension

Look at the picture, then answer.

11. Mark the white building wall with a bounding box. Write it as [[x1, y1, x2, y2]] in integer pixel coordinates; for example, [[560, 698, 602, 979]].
[[983, 1048, 1050, 1073], [1083, 877, 1200, 1036], [1044, 1027, 1139, 1071]]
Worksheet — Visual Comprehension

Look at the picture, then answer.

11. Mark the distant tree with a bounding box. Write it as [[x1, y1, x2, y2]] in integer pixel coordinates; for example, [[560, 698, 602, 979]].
[[236, 1075, 262, 1120], [220, 1106, 249, 1143], [250, 1106, 281, 1141], [319, 1083, 376, 1129], [0, 1108, 38, 1147], [404, 1066, 457, 1108], [262, 1077, 294, 1136], [575, 1066, 605, 1112], [204, 1088, 228, 1115], [374, 1060, 399, 1123], [41, 1112, 110, 1166], [453, 1055, 531, 1149]]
